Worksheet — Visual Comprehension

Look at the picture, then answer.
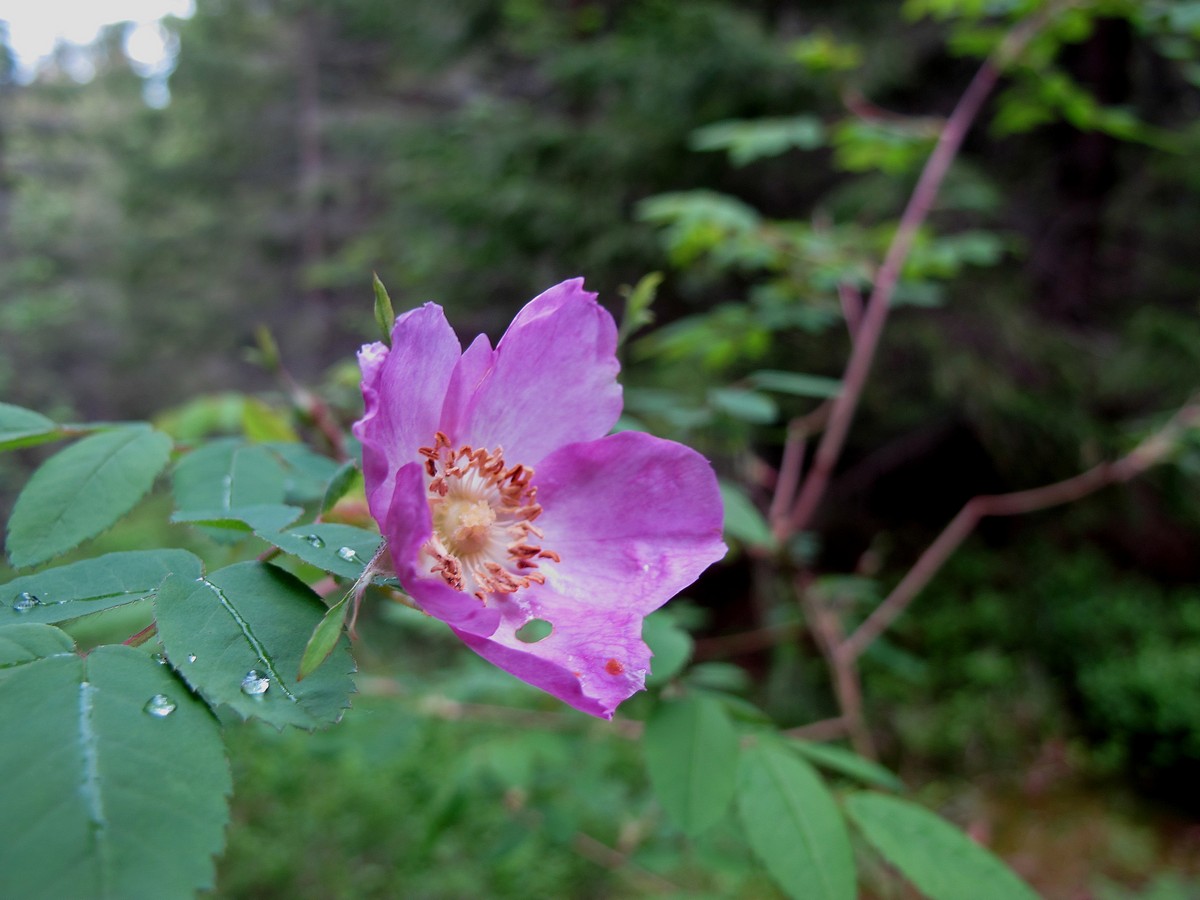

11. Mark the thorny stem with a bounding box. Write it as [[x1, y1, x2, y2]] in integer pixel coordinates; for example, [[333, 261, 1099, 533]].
[[839, 400, 1198, 662]]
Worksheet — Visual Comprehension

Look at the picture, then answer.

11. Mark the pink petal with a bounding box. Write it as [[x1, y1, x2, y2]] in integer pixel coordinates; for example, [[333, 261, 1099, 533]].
[[380, 462, 501, 636], [451, 598, 651, 719], [452, 279, 622, 465], [438, 332, 493, 443], [353, 303, 461, 522], [449, 431, 725, 718], [534, 431, 727, 615]]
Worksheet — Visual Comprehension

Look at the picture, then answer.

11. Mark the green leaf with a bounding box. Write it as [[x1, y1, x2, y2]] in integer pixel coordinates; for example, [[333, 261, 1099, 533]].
[[320, 460, 362, 514], [686, 660, 753, 694], [642, 610, 693, 686], [170, 504, 301, 533], [790, 32, 862, 73], [0, 402, 63, 452], [298, 592, 351, 681], [0, 622, 75, 665], [265, 442, 342, 503], [738, 739, 856, 900], [749, 369, 843, 399], [0, 635, 230, 900], [844, 792, 1039, 900], [6, 425, 173, 568], [257, 523, 381, 580], [373, 272, 395, 345], [718, 479, 776, 551], [691, 116, 827, 166], [241, 398, 299, 443], [791, 740, 906, 792], [644, 693, 739, 836], [709, 387, 778, 424], [0, 550, 203, 627], [154, 393, 246, 441], [154, 561, 354, 729], [618, 272, 662, 347], [171, 438, 288, 521]]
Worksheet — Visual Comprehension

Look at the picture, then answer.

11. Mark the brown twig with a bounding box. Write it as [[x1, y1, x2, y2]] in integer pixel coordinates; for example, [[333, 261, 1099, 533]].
[[839, 401, 1196, 662]]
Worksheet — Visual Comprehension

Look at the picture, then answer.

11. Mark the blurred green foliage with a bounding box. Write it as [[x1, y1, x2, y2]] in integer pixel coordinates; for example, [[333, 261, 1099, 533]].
[[5, 0, 1200, 894]]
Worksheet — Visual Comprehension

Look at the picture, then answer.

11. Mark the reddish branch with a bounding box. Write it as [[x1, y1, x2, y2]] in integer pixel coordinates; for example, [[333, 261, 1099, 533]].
[[800, 579, 875, 757], [769, 402, 832, 539], [839, 402, 1197, 662], [123, 622, 157, 648], [783, 18, 1043, 537], [785, 63, 1002, 535]]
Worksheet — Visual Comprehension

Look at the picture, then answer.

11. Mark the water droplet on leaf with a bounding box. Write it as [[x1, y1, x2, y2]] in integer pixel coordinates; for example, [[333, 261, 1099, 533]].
[[336, 546, 361, 563], [302, 534, 325, 549], [187, 653, 197, 663], [241, 669, 270, 696], [151, 652, 168, 665], [12, 592, 41, 612], [144, 694, 177, 717]]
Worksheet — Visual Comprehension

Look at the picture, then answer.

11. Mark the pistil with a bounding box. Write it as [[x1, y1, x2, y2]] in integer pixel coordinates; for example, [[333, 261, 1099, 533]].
[[419, 431, 560, 599]]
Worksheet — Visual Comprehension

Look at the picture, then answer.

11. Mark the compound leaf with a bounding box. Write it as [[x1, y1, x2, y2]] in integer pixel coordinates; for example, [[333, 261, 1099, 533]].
[[0, 631, 230, 900], [154, 561, 354, 729]]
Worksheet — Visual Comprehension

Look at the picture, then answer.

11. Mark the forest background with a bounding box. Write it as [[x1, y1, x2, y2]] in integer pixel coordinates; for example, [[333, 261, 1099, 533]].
[[3, 0, 1200, 897]]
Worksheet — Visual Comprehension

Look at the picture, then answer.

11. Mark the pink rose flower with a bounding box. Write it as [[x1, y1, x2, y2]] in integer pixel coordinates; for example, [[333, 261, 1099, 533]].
[[354, 278, 725, 718]]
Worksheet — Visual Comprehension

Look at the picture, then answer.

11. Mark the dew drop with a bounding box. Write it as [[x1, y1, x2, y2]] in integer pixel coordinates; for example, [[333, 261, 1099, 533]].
[[336, 546, 361, 563], [151, 652, 168, 665], [12, 592, 41, 613], [144, 694, 177, 717], [187, 654, 197, 663], [241, 669, 270, 696], [302, 534, 325, 549]]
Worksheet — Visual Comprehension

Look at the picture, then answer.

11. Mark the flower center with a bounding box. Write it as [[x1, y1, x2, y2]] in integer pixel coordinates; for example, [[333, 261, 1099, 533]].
[[418, 431, 560, 600]]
